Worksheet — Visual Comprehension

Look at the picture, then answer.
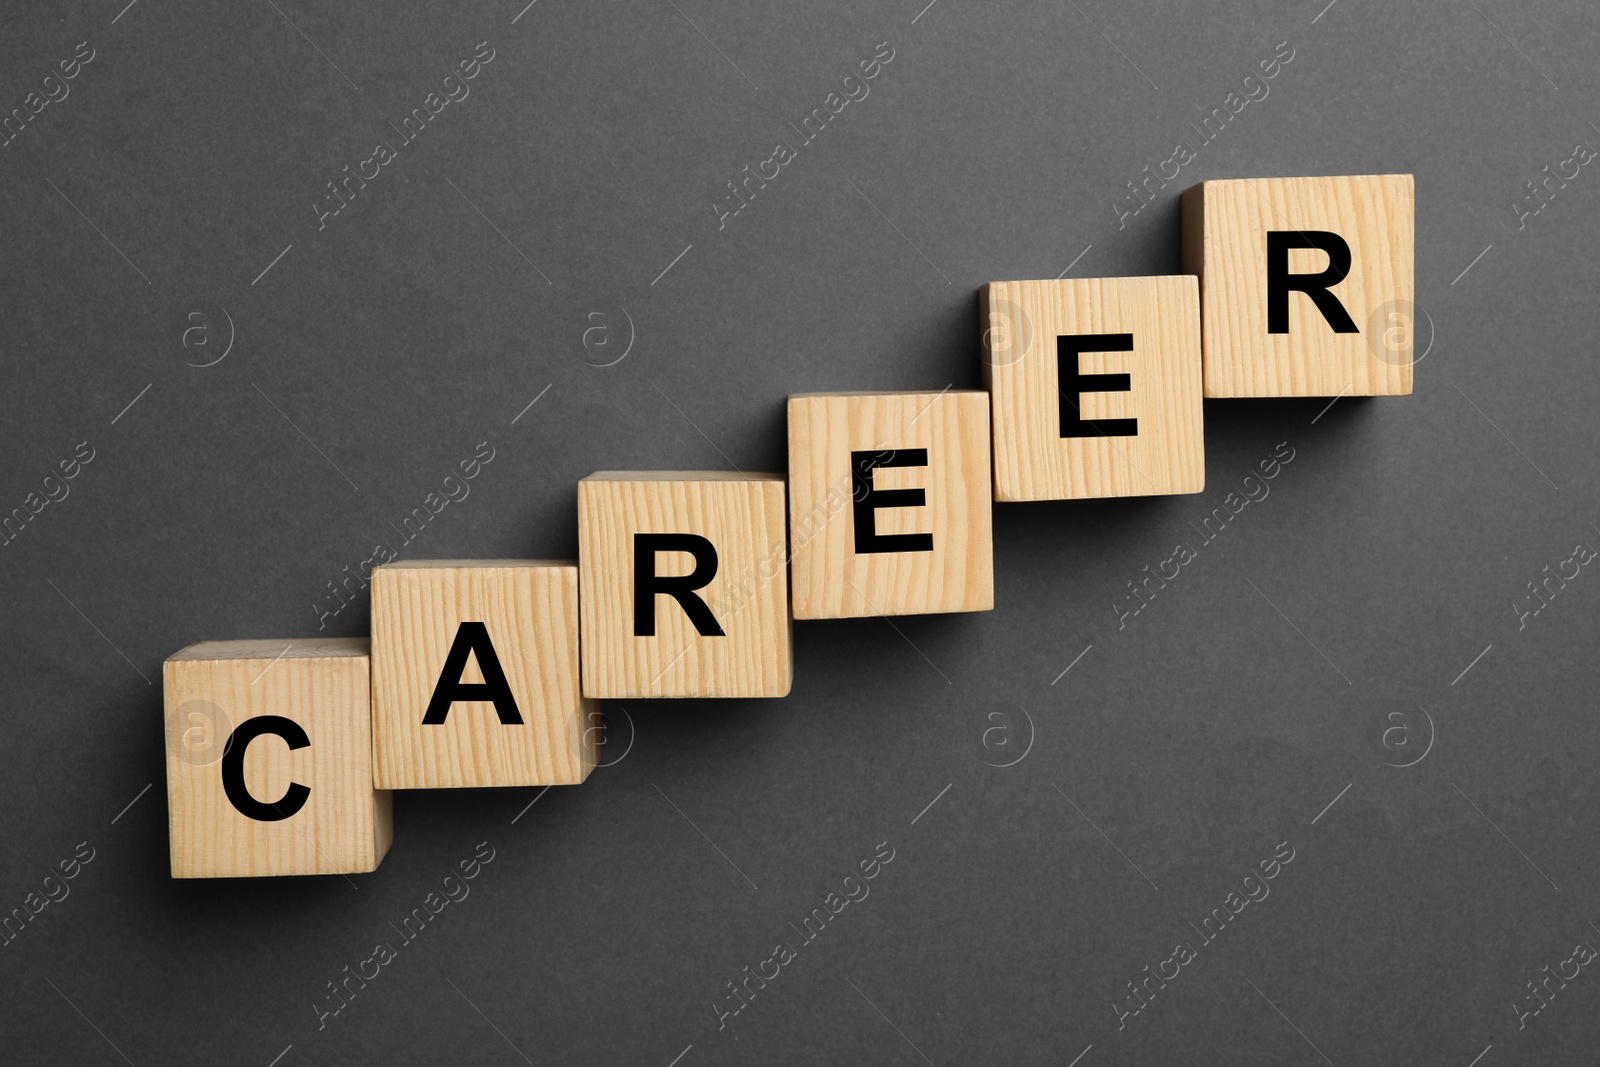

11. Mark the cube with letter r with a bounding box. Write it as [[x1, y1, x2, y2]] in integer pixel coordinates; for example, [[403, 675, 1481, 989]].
[[1182, 174, 1415, 397], [578, 471, 791, 698]]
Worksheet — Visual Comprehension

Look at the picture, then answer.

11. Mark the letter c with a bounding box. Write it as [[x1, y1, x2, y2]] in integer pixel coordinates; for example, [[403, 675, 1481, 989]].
[[221, 716, 311, 821]]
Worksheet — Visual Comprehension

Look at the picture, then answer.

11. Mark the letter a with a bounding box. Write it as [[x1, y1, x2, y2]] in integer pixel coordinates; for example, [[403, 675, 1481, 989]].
[[421, 621, 523, 725]]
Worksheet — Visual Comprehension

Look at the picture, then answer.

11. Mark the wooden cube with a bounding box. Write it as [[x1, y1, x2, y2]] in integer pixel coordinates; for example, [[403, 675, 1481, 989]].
[[981, 276, 1205, 502], [1182, 174, 1414, 397], [370, 560, 597, 790], [787, 390, 994, 619], [578, 472, 792, 698], [163, 638, 391, 878]]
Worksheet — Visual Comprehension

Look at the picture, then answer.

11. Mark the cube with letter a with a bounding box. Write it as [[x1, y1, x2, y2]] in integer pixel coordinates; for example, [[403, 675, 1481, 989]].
[[1182, 174, 1414, 397], [370, 560, 598, 790], [981, 276, 1205, 501], [163, 638, 392, 878], [787, 390, 994, 618], [578, 472, 792, 698]]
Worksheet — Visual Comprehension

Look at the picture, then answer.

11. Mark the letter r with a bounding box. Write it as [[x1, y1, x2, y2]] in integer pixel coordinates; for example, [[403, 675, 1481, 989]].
[[634, 533, 724, 637], [1266, 231, 1359, 334]]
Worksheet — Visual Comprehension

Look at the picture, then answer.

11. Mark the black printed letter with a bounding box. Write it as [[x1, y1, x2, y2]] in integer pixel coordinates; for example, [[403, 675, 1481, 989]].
[[422, 622, 523, 725], [1059, 334, 1138, 438], [851, 449, 933, 554], [1266, 231, 1359, 334], [222, 716, 311, 821], [634, 533, 724, 636]]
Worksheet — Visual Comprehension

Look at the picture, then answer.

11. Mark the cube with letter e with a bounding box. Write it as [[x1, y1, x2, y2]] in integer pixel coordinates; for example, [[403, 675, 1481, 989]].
[[578, 472, 792, 698], [1182, 173, 1415, 397], [981, 276, 1205, 501], [787, 390, 993, 618]]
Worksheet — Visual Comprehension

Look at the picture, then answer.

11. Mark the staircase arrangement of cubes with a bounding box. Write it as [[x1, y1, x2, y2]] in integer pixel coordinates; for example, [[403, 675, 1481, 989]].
[[162, 174, 1415, 877]]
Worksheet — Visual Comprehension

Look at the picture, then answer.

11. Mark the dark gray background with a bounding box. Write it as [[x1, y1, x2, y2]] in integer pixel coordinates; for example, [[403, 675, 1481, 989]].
[[3, 0, 1598, 1063]]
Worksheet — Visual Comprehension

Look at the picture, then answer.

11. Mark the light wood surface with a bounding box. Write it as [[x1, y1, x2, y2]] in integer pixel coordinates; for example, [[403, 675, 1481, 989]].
[[981, 276, 1205, 501], [1182, 174, 1414, 397], [787, 390, 994, 618], [371, 560, 597, 789], [578, 472, 792, 698], [163, 638, 392, 878]]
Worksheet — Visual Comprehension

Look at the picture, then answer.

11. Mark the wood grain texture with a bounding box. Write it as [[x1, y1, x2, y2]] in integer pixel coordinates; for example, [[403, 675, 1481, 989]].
[[578, 472, 792, 698], [981, 276, 1205, 501], [1182, 174, 1414, 397], [163, 638, 391, 878], [787, 390, 993, 618], [370, 560, 597, 790]]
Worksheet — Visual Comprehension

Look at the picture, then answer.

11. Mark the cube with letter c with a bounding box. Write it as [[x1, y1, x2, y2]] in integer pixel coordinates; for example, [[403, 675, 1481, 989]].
[[163, 638, 392, 878], [787, 390, 994, 618], [578, 471, 792, 698], [982, 276, 1205, 501]]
